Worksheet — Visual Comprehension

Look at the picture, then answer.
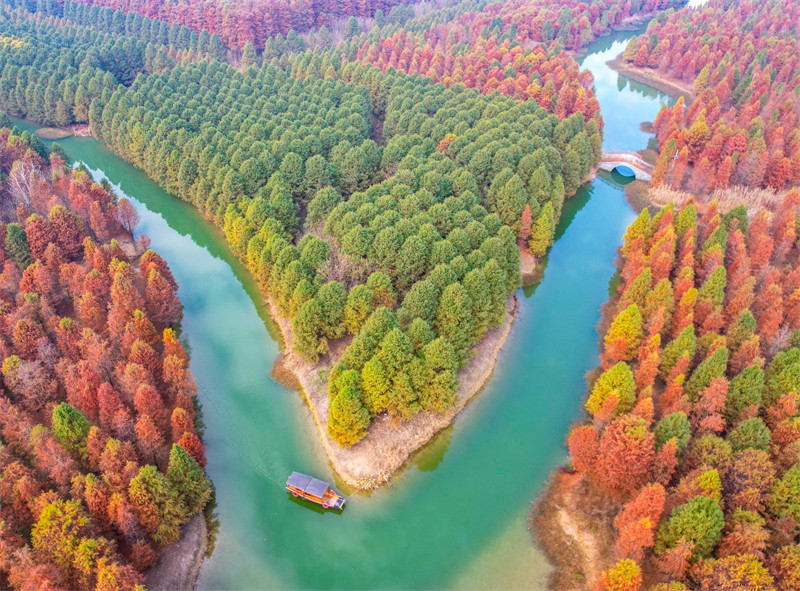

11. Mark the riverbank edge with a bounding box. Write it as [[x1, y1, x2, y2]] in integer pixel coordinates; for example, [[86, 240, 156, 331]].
[[271, 294, 519, 491], [530, 471, 616, 591], [144, 502, 208, 590], [570, 13, 665, 60], [606, 56, 694, 102]]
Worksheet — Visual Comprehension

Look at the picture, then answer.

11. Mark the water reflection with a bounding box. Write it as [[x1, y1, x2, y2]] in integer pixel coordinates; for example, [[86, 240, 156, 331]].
[[595, 169, 637, 190], [286, 492, 346, 516], [413, 425, 454, 472], [579, 27, 674, 151]]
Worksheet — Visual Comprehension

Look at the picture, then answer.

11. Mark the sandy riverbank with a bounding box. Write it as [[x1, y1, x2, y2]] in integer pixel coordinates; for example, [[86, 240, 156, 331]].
[[606, 57, 694, 102], [271, 295, 519, 490]]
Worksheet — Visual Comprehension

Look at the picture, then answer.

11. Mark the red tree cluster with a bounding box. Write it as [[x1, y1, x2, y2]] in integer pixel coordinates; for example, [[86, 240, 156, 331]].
[[564, 191, 800, 589], [351, 0, 685, 121], [356, 34, 601, 121], [67, 0, 415, 49], [627, 0, 800, 193], [0, 126, 209, 591]]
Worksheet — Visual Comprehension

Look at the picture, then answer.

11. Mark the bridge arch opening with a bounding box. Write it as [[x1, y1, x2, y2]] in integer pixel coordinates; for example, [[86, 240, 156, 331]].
[[614, 164, 636, 177]]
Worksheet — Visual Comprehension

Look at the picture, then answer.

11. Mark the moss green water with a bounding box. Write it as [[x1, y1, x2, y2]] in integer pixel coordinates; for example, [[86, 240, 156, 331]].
[[11, 26, 673, 590]]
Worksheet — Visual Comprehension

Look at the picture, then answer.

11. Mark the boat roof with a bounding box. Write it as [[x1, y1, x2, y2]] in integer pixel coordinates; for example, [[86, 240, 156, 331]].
[[287, 472, 330, 498]]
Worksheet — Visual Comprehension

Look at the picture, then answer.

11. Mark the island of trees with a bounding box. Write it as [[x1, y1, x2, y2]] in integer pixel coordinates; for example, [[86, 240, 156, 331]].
[[0, 122, 210, 590]]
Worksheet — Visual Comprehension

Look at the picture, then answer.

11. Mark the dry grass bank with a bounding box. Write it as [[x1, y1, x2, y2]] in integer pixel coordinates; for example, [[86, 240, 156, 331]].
[[649, 184, 785, 215], [622, 179, 653, 213], [606, 57, 694, 102], [531, 472, 618, 591], [271, 295, 518, 490], [34, 127, 73, 140], [145, 514, 207, 591]]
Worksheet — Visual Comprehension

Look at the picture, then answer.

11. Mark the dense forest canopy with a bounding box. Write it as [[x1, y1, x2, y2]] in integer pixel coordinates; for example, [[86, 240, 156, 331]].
[[0, 123, 210, 590], [4, 0, 800, 587], [561, 190, 800, 588], [0, 0, 605, 447], [48, 0, 421, 49], [350, 0, 683, 111], [93, 55, 600, 443], [0, 0, 606, 448], [626, 0, 800, 194]]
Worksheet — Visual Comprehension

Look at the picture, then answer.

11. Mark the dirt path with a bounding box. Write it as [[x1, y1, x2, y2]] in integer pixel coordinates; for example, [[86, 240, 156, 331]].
[[531, 472, 614, 591], [558, 490, 604, 585]]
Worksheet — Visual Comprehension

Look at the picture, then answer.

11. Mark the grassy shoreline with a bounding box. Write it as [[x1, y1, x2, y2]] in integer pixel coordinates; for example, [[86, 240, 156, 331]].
[[606, 56, 694, 102]]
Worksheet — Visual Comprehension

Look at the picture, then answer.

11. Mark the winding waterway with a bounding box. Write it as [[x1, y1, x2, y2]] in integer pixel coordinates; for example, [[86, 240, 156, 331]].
[[16, 24, 675, 590]]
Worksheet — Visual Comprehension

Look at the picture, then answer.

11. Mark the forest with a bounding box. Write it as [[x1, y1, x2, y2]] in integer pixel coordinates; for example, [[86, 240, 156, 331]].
[[0, 2, 603, 446], [31, 0, 417, 49], [3, 0, 800, 587], [0, 123, 210, 589], [557, 191, 800, 589], [350, 0, 684, 110], [622, 0, 800, 194], [94, 56, 599, 444]]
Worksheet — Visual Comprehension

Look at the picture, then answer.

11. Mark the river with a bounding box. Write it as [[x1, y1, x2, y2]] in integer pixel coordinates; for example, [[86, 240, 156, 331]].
[[14, 24, 674, 590]]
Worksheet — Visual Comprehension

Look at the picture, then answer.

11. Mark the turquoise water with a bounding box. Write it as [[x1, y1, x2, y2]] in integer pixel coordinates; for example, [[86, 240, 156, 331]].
[[11, 24, 672, 589]]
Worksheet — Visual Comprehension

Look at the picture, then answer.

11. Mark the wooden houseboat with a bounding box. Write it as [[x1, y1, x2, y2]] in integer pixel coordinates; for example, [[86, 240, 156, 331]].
[[286, 472, 346, 509]]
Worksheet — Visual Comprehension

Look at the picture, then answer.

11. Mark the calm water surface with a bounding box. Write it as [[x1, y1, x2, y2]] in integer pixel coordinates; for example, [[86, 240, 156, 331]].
[[15, 25, 673, 590]]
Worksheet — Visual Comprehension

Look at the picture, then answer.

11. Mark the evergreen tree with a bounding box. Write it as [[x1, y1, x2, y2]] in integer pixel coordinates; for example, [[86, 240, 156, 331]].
[[128, 465, 188, 544], [586, 362, 636, 417], [345, 17, 360, 39], [6, 223, 34, 269], [52, 403, 91, 458], [328, 385, 370, 447], [529, 202, 555, 257], [656, 496, 724, 558], [436, 282, 474, 365], [165, 444, 211, 514]]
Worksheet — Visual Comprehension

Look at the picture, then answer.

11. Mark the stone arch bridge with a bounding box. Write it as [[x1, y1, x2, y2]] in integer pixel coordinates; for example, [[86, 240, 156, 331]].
[[599, 151, 654, 181]]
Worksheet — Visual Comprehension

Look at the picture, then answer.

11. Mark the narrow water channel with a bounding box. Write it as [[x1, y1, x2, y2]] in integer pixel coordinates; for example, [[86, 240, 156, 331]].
[[16, 25, 674, 590]]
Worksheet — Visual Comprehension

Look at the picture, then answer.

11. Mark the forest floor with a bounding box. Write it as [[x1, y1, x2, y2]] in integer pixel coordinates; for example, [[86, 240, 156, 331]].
[[271, 295, 518, 490], [606, 57, 694, 102], [145, 514, 207, 591], [531, 471, 617, 591]]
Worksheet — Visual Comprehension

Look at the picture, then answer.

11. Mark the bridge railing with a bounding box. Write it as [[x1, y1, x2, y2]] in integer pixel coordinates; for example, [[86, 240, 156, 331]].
[[600, 152, 653, 170]]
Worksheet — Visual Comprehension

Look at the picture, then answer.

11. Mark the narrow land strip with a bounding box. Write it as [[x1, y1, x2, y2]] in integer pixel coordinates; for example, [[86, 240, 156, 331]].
[[606, 56, 694, 102], [145, 515, 208, 591]]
